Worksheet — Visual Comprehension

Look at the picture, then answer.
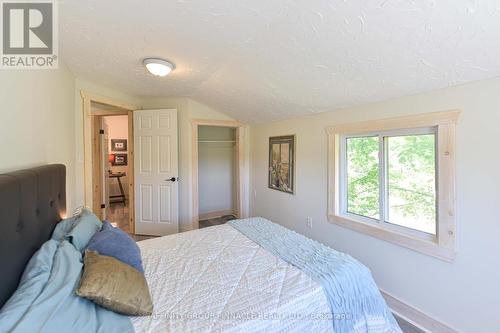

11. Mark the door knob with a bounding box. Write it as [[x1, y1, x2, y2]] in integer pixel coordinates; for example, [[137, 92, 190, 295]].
[[165, 177, 177, 182]]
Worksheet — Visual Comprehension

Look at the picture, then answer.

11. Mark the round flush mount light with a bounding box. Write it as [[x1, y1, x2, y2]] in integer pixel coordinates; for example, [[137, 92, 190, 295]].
[[143, 58, 175, 77]]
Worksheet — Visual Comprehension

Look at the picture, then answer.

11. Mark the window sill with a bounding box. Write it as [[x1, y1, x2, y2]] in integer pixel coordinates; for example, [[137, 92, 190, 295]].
[[327, 214, 456, 262]]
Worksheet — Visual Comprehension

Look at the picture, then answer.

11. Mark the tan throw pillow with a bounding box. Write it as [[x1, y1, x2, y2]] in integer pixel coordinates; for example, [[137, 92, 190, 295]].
[[76, 250, 153, 316]]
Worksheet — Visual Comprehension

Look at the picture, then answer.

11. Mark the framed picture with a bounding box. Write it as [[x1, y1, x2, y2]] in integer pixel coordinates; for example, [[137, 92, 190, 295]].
[[268, 135, 295, 194], [112, 153, 128, 166], [111, 139, 127, 152]]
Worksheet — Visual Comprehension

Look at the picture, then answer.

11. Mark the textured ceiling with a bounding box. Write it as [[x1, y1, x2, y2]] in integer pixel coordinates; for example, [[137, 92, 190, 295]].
[[60, 0, 500, 123]]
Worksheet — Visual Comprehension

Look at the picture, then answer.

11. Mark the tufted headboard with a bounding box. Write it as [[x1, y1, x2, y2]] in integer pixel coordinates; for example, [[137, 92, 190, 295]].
[[0, 164, 66, 307]]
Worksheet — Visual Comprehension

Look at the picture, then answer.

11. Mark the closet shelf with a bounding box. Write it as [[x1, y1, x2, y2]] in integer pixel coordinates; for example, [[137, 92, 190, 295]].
[[198, 140, 236, 143]]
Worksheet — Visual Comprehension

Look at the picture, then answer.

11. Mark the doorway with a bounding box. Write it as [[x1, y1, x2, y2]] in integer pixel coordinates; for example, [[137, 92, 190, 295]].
[[197, 125, 237, 228], [103, 115, 131, 232], [81, 92, 136, 235], [192, 119, 246, 230], [83, 93, 181, 237]]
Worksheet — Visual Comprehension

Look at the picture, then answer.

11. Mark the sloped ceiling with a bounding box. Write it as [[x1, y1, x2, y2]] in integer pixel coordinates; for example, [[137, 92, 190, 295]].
[[60, 0, 500, 123]]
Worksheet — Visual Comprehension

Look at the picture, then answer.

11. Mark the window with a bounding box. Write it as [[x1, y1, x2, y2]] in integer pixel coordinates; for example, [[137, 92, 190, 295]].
[[327, 111, 460, 261], [342, 129, 437, 234]]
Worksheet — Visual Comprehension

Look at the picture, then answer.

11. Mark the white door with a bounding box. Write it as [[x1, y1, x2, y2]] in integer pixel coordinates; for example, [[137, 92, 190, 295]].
[[134, 109, 179, 235]]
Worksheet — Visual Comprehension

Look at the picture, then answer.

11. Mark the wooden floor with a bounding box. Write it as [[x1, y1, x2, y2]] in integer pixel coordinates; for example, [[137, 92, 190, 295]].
[[107, 203, 130, 233], [107, 203, 156, 241], [107, 206, 237, 236]]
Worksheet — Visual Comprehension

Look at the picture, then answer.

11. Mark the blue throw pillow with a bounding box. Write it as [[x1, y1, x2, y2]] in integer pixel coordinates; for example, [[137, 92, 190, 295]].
[[86, 221, 144, 273], [66, 208, 102, 252]]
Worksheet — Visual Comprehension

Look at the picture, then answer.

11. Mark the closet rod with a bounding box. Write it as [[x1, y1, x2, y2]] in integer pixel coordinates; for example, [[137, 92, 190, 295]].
[[198, 140, 236, 143]]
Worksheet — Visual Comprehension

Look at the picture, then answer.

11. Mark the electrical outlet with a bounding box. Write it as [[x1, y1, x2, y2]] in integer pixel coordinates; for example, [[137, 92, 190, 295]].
[[306, 217, 313, 228]]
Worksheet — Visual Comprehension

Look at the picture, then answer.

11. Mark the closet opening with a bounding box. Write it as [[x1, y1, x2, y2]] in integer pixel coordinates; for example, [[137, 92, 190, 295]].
[[191, 119, 246, 230], [197, 126, 237, 228]]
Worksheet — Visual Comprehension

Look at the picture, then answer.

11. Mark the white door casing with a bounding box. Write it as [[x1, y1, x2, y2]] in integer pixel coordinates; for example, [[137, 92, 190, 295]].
[[134, 109, 179, 235]]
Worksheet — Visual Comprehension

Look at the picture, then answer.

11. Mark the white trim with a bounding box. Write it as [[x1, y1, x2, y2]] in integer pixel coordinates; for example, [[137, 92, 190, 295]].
[[326, 110, 460, 261], [381, 290, 459, 333]]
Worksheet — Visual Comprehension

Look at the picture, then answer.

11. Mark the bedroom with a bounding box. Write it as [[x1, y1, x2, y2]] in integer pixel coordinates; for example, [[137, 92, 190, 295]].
[[0, 1, 499, 332]]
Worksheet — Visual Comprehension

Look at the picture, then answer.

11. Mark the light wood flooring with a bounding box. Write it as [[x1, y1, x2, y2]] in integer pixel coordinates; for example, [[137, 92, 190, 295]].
[[107, 203, 131, 233], [107, 203, 157, 241]]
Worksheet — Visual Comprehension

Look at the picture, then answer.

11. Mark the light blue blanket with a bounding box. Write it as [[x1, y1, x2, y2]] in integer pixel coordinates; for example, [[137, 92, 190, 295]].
[[229, 218, 401, 333], [0, 239, 134, 333]]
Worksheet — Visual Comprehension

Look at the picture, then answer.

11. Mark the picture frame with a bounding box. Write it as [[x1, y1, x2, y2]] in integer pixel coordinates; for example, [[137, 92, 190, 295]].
[[268, 135, 295, 194], [112, 153, 128, 166], [111, 139, 127, 152]]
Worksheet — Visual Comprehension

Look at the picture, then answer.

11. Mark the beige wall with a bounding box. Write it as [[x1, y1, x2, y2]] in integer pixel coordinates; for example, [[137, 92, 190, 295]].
[[249, 77, 500, 332], [0, 64, 76, 212]]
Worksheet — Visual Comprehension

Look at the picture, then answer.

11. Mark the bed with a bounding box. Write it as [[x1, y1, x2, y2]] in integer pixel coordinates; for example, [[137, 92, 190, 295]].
[[0, 165, 400, 333], [133, 224, 332, 332]]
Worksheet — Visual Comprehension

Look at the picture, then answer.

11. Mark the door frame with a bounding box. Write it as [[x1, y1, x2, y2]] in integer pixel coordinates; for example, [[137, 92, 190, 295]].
[[191, 119, 246, 230], [81, 91, 138, 233]]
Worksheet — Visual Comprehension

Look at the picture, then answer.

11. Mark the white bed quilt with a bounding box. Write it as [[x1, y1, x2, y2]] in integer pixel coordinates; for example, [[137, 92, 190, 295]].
[[131, 224, 333, 333]]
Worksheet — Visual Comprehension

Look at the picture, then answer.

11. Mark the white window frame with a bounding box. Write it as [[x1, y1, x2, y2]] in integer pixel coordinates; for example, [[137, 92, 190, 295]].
[[326, 110, 460, 261]]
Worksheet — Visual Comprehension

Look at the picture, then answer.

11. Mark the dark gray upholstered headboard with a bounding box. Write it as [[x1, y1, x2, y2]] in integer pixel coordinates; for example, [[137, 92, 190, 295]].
[[0, 164, 66, 307]]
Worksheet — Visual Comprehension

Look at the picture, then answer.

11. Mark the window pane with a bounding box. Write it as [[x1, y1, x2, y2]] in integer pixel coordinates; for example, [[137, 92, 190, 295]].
[[387, 134, 436, 234], [346, 136, 379, 219]]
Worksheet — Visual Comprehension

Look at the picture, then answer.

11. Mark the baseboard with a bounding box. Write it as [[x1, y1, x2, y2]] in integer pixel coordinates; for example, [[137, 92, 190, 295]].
[[179, 226, 192, 233], [199, 209, 236, 221], [380, 290, 459, 333]]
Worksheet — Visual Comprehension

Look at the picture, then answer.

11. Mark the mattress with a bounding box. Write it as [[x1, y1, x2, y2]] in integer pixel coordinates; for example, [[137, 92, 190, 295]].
[[131, 224, 333, 333]]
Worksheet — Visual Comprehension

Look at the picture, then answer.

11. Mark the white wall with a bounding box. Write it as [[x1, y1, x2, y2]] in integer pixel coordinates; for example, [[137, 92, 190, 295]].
[[0, 71, 246, 228], [71, 85, 245, 230], [249, 77, 500, 332], [0, 65, 76, 212], [103, 115, 129, 197], [198, 126, 236, 215]]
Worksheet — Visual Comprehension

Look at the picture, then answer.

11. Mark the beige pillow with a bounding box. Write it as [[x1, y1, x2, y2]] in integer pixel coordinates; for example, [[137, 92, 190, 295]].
[[76, 250, 153, 316]]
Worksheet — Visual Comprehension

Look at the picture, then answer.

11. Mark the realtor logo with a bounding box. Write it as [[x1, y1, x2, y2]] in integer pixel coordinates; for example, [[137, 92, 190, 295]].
[[1, 0, 58, 68]]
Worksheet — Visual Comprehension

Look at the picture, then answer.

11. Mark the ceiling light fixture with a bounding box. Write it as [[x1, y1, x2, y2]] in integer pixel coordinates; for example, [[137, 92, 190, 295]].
[[143, 58, 175, 77]]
